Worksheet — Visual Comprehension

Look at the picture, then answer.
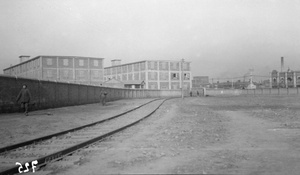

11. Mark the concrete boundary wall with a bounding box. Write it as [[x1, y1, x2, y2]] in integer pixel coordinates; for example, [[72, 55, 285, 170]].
[[241, 88, 300, 96], [0, 75, 183, 113], [205, 88, 300, 96]]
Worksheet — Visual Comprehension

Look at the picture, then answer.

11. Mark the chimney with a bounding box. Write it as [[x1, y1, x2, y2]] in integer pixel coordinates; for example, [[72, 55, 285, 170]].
[[19, 55, 30, 63], [111, 59, 121, 66], [281, 57, 284, 72]]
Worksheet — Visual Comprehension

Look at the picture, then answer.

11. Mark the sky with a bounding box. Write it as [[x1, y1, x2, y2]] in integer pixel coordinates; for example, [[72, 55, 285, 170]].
[[1, 0, 300, 81]]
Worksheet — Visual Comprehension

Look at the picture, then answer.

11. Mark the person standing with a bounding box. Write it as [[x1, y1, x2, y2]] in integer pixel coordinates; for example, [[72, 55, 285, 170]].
[[16, 84, 31, 116], [100, 90, 108, 106]]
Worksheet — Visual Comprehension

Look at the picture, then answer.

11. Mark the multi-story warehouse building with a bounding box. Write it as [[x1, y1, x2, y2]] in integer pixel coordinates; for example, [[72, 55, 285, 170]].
[[3, 55, 104, 85], [104, 60, 192, 90]]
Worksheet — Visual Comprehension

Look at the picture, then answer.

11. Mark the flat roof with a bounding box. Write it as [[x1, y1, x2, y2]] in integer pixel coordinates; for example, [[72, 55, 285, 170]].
[[104, 60, 191, 69], [3, 55, 104, 71]]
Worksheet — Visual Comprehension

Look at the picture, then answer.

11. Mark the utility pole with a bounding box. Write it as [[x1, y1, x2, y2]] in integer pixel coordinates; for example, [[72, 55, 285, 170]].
[[181, 58, 184, 99]]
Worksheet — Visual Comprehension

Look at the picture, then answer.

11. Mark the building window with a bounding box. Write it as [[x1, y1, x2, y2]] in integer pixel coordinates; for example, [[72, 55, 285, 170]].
[[150, 62, 155, 69], [128, 74, 133, 80], [160, 72, 168, 80], [160, 62, 168, 70], [47, 58, 53, 66], [63, 70, 69, 78], [94, 60, 99, 67], [141, 72, 146, 80], [171, 73, 179, 80], [134, 64, 139, 71], [151, 84, 156, 89], [112, 67, 116, 74], [122, 74, 127, 81], [47, 70, 53, 78], [122, 66, 127, 73], [79, 70, 85, 78], [134, 73, 139, 80], [160, 82, 169, 89], [117, 66, 121, 74], [128, 65, 132, 72], [63, 59, 69, 66], [140, 62, 145, 70], [149, 72, 156, 80], [171, 62, 178, 70], [184, 73, 190, 80], [79, 59, 84, 66], [162, 62, 166, 69]]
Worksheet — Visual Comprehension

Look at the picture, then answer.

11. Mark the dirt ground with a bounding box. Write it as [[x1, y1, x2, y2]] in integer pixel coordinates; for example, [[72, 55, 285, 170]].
[[3, 96, 300, 175], [32, 95, 300, 175], [0, 98, 155, 148]]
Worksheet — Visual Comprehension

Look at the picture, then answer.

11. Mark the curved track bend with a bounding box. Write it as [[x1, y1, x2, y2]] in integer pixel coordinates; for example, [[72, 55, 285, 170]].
[[0, 98, 169, 175]]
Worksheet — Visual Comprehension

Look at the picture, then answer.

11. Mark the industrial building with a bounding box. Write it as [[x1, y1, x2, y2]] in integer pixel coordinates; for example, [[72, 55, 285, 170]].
[[3, 55, 104, 85], [103, 59, 192, 90], [270, 57, 300, 88], [271, 70, 300, 88]]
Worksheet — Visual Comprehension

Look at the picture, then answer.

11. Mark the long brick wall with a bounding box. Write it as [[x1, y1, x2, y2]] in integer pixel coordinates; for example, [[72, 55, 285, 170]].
[[0, 75, 185, 113]]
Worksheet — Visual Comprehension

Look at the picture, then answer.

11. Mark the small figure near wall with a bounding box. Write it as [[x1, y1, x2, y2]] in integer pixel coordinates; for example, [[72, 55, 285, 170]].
[[100, 90, 108, 106], [16, 84, 31, 116]]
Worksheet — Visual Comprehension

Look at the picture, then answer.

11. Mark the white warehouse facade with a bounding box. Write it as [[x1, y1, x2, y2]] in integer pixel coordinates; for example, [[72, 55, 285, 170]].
[[104, 60, 192, 90]]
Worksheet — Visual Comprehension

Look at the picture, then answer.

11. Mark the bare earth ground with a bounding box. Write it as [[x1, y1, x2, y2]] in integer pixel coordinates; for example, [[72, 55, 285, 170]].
[[2, 96, 300, 174], [0, 98, 155, 148]]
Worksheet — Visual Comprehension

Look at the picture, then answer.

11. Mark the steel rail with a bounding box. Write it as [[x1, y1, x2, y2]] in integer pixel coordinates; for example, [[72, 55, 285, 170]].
[[0, 98, 170, 175], [0, 98, 160, 154]]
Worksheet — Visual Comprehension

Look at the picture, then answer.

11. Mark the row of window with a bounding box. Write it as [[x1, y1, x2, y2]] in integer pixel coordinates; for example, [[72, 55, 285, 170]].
[[148, 61, 190, 71], [46, 58, 101, 67], [105, 63, 146, 75], [104, 72, 190, 81], [44, 70, 103, 79]]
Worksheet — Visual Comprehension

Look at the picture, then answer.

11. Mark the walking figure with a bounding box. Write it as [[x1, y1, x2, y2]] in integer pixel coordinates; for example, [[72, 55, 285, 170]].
[[190, 91, 192, 97], [197, 91, 199, 96], [100, 90, 108, 106], [16, 84, 31, 116]]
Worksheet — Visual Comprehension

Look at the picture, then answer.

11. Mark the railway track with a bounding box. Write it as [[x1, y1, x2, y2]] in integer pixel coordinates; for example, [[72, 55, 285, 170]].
[[0, 98, 169, 175]]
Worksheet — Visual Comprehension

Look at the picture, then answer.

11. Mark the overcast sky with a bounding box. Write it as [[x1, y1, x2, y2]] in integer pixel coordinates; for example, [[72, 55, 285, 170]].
[[1, 0, 300, 80]]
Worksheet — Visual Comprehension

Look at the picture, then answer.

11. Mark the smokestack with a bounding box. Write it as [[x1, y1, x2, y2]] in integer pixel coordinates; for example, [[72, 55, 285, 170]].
[[19, 55, 30, 63], [281, 57, 284, 72], [111, 59, 121, 66]]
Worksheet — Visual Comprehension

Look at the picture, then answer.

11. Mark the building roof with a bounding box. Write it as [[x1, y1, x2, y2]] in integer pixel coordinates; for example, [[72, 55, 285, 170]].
[[3, 55, 104, 71], [123, 80, 144, 85], [104, 60, 191, 69]]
